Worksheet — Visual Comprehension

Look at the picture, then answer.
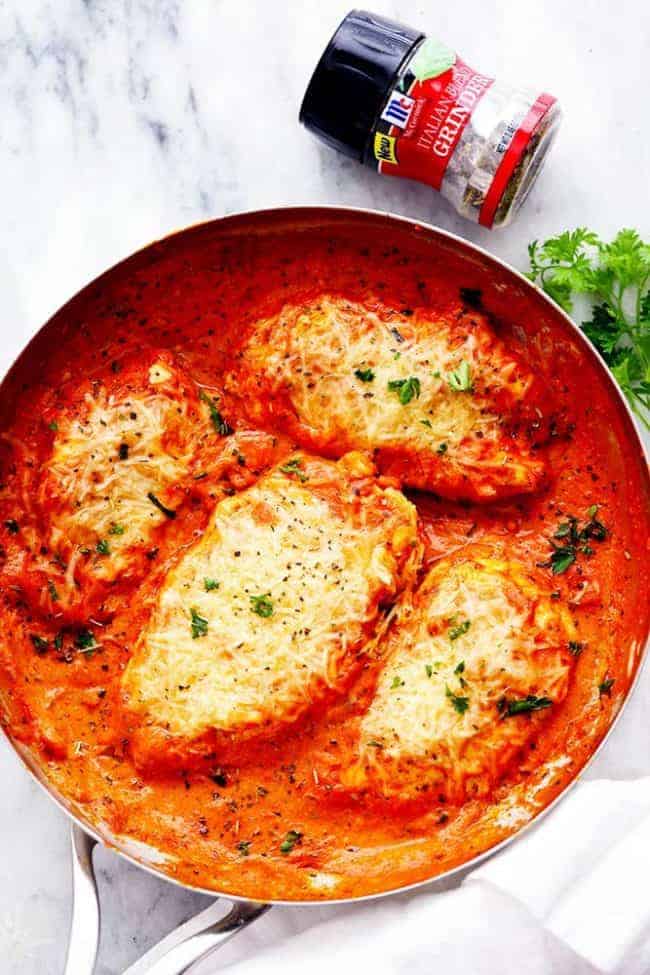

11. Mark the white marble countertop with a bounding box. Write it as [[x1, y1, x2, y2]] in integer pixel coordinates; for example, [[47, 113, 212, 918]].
[[0, 1, 648, 972]]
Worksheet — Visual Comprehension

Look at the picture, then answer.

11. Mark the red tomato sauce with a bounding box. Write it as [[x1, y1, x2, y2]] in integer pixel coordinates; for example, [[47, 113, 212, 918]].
[[0, 211, 648, 901]]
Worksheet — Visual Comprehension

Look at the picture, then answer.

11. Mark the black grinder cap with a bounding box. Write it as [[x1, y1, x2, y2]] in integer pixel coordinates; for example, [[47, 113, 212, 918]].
[[300, 9, 424, 161]]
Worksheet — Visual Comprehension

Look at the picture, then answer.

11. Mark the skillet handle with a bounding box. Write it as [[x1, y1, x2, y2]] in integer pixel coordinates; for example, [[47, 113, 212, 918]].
[[64, 825, 100, 975], [121, 899, 270, 975], [64, 823, 270, 975]]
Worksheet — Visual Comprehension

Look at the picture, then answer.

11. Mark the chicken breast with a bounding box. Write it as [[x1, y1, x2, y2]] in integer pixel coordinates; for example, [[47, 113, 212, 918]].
[[224, 295, 547, 502], [337, 540, 575, 804], [37, 352, 206, 616], [122, 451, 421, 770]]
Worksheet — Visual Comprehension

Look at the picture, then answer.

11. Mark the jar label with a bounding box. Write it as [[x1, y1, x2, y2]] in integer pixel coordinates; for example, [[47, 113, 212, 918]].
[[372, 41, 493, 192]]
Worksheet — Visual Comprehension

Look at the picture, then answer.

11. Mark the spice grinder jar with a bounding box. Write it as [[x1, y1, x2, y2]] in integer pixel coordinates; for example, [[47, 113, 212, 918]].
[[300, 10, 562, 228]]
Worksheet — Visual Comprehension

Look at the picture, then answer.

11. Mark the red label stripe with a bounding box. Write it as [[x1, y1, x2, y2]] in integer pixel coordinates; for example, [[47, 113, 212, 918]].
[[479, 93, 556, 229]]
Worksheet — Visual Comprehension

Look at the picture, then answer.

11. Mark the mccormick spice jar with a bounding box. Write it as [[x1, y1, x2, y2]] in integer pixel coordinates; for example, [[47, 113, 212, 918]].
[[300, 9, 562, 228]]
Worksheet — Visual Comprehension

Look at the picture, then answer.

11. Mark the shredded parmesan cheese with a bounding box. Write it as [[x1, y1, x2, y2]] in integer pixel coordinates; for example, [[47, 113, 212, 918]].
[[346, 541, 575, 802], [226, 296, 545, 501], [42, 358, 201, 587], [123, 452, 420, 759]]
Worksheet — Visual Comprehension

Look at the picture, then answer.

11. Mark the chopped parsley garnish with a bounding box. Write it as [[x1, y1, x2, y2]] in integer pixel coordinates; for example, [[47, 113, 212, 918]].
[[599, 677, 615, 696], [354, 367, 375, 382], [454, 660, 465, 675], [367, 739, 384, 748], [31, 634, 49, 654], [237, 840, 251, 856], [449, 620, 471, 641], [48, 420, 59, 432], [109, 523, 125, 535], [199, 389, 233, 436], [75, 629, 97, 652], [280, 830, 302, 854], [204, 578, 220, 592], [425, 664, 433, 678], [250, 593, 273, 618], [555, 514, 591, 541], [549, 549, 576, 574], [420, 419, 432, 428], [147, 491, 176, 519], [583, 511, 607, 541], [5, 519, 19, 534], [190, 607, 209, 639], [280, 458, 308, 482], [540, 507, 607, 575], [436, 442, 448, 455], [96, 539, 110, 555], [568, 640, 584, 656], [47, 580, 59, 602], [391, 675, 405, 689], [54, 632, 64, 651], [447, 361, 474, 393], [500, 695, 552, 717], [445, 684, 469, 715], [387, 376, 421, 405]]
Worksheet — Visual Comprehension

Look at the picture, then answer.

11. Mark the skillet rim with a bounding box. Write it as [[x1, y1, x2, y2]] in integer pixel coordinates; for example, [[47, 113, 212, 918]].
[[1, 203, 648, 906]]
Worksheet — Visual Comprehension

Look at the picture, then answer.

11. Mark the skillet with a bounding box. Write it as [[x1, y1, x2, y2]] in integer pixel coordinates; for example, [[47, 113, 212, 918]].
[[0, 206, 648, 974]]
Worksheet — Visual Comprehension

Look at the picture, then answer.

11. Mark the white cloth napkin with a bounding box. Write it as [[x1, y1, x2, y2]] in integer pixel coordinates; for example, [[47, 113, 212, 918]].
[[202, 777, 650, 975]]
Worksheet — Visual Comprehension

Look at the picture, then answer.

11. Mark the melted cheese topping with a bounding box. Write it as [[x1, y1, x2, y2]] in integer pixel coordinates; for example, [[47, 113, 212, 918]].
[[226, 296, 546, 501], [345, 542, 575, 803], [42, 356, 202, 589], [123, 452, 420, 763]]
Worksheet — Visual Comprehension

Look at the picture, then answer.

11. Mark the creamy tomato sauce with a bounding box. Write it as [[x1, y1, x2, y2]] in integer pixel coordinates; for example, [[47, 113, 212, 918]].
[[0, 211, 648, 901]]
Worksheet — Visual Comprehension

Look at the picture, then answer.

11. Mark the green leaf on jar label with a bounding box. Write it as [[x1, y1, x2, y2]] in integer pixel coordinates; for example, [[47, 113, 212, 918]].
[[410, 37, 456, 82]]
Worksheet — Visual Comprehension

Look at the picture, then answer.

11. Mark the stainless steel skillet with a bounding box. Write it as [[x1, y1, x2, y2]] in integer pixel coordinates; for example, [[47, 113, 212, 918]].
[[1, 206, 648, 975]]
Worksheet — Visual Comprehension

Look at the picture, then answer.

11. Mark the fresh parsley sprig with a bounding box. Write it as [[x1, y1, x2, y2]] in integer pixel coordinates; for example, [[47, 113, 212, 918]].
[[527, 228, 650, 429]]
